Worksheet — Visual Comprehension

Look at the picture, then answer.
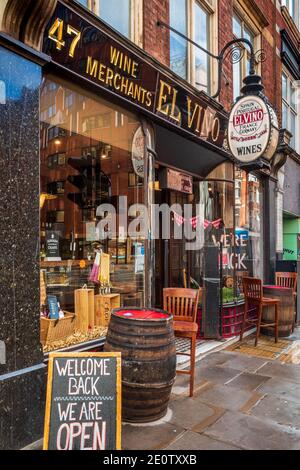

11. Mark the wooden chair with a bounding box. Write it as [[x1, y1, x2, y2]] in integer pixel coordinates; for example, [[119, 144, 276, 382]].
[[276, 272, 297, 332], [240, 277, 279, 346], [163, 288, 200, 397]]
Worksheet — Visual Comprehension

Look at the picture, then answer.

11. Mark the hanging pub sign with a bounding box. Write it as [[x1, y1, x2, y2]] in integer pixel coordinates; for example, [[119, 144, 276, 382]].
[[42, 1, 227, 151], [43, 352, 121, 450], [228, 95, 279, 163]]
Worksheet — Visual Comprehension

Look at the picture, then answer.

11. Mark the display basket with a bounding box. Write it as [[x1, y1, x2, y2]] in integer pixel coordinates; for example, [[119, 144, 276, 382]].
[[40, 312, 76, 346]]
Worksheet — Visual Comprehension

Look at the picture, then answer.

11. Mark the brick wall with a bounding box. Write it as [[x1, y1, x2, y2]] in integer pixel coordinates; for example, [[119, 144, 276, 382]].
[[143, 0, 170, 66]]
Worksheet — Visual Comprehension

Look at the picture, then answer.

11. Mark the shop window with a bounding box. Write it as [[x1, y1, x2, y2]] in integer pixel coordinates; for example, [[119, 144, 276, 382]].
[[232, 13, 259, 100], [235, 169, 264, 284], [40, 78, 145, 352], [74, 0, 143, 45], [170, 0, 214, 94], [282, 71, 298, 150]]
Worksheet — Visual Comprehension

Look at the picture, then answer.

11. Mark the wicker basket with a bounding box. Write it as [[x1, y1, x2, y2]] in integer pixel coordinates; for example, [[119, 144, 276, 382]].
[[40, 312, 76, 346]]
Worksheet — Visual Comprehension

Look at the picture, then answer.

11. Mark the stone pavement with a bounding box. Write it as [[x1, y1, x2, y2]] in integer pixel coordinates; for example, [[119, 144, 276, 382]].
[[122, 328, 300, 450]]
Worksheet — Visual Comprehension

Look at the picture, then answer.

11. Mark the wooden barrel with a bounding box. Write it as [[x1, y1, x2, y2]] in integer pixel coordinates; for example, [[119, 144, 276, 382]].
[[262, 286, 294, 337], [104, 308, 176, 423]]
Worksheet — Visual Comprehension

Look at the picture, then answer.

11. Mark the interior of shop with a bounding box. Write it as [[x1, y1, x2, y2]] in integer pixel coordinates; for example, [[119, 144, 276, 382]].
[[39, 76, 265, 351]]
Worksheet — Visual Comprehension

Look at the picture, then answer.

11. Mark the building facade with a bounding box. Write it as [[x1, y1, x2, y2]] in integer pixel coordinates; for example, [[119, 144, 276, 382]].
[[0, 0, 298, 449]]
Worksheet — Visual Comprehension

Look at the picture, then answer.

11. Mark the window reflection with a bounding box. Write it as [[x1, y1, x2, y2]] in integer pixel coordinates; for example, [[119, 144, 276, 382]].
[[40, 77, 145, 351], [235, 170, 264, 285]]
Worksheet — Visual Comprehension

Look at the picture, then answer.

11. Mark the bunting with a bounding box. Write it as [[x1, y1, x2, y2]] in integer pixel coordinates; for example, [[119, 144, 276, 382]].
[[172, 210, 222, 230]]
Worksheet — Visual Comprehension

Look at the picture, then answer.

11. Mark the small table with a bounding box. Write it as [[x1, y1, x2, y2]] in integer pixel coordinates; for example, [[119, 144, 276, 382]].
[[262, 285, 294, 337]]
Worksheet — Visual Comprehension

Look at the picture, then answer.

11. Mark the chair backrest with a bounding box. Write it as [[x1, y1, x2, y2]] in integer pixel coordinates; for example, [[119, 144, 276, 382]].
[[276, 272, 297, 293], [236, 271, 249, 293], [242, 277, 262, 302], [163, 288, 200, 323]]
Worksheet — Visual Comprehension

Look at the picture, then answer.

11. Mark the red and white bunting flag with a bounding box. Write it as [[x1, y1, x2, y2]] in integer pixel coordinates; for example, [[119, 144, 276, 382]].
[[211, 218, 222, 229], [190, 215, 201, 229], [203, 218, 223, 230], [173, 211, 185, 226]]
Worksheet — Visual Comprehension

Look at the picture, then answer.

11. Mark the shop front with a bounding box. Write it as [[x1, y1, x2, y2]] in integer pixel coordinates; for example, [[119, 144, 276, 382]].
[[0, 0, 278, 449]]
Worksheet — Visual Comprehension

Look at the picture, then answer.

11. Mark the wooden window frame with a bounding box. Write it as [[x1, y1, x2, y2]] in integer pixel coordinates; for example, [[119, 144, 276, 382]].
[[170, 0, 218, 95], [282, 69, 299, 151], [232, 6, 261, 99], [282, 0, 300, 29]]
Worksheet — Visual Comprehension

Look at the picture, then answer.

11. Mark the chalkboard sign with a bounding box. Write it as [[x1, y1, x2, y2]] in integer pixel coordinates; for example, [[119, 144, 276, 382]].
[[43, 352, 121, 450]]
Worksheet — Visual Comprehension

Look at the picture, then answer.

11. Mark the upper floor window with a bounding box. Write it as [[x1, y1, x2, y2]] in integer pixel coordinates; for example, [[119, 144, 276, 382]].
[[232, 14, 258, 100], [170, 0, 213, 94], [282, 0, 300, 28], [75, 0, 142, 44], [282, 71, 298, 150]]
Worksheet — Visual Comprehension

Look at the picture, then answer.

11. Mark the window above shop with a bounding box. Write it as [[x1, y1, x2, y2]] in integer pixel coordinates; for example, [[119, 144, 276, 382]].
[[282, 0, 300, 30], [232, 13, 260, 100], [282, 70, 299, 152], [169, 0, 217, 95], [74, 0, 143, 46]]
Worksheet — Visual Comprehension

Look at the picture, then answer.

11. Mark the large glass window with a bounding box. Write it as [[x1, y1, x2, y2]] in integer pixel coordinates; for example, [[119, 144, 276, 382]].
[[170, 0, 188, 80], [235, 169, 264, 286], [232, 14, 256, 100], [170, 0, 212, 93], [282, 71, 298, 150], [40, 78, 145, 352], [282, 0, 300, 28], [75, 0, 132, 39], [194, 2, 210, 93]]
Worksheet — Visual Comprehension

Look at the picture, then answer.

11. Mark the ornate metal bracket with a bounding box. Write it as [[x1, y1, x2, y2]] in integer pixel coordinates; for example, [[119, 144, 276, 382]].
[[157, 20, 266, 99]]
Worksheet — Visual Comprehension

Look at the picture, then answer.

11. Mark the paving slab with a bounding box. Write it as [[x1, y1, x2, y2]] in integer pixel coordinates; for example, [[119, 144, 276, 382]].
[[165, 431, 241, 450], [122, 421, 185, 450], [219, 354, 269, 373], [194, 383, 256, 411], [226, 372, 271, 391], [257, 376, 300, 404], [167, 396, 221, 430], [194, 366, 241, 385], [257, 361, 300, 383], [204, 411, 300, 450], [249, 394, 300, 430], [197, 351, 235, 368]]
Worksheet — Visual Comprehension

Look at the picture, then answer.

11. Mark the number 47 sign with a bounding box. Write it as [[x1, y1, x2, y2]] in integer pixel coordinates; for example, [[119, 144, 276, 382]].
[[48, 18, 81, 58], [43, 352, 122, 451]]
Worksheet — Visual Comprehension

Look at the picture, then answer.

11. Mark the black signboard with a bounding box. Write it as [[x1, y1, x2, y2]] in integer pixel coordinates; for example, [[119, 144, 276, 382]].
[[43, 352, 121, 450], [46, 230, 60, 258], [42, 1, 227, 151]]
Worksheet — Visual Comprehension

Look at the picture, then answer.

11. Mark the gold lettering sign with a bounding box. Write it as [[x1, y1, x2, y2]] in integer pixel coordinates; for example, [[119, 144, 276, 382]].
[[46, 11, 224, 148]]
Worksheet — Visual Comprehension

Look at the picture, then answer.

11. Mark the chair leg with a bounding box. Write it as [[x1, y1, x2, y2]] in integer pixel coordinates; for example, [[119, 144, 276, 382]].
[[240, 302, 247, 342], [255, 304, 263, 347], [275, 304, 279, 343], [189, 334, 196, 398], [292, 298, 296, 333]]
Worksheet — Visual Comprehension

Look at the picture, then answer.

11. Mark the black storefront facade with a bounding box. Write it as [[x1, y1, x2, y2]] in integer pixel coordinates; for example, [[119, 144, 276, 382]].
[[0, 1, 281, 449]]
